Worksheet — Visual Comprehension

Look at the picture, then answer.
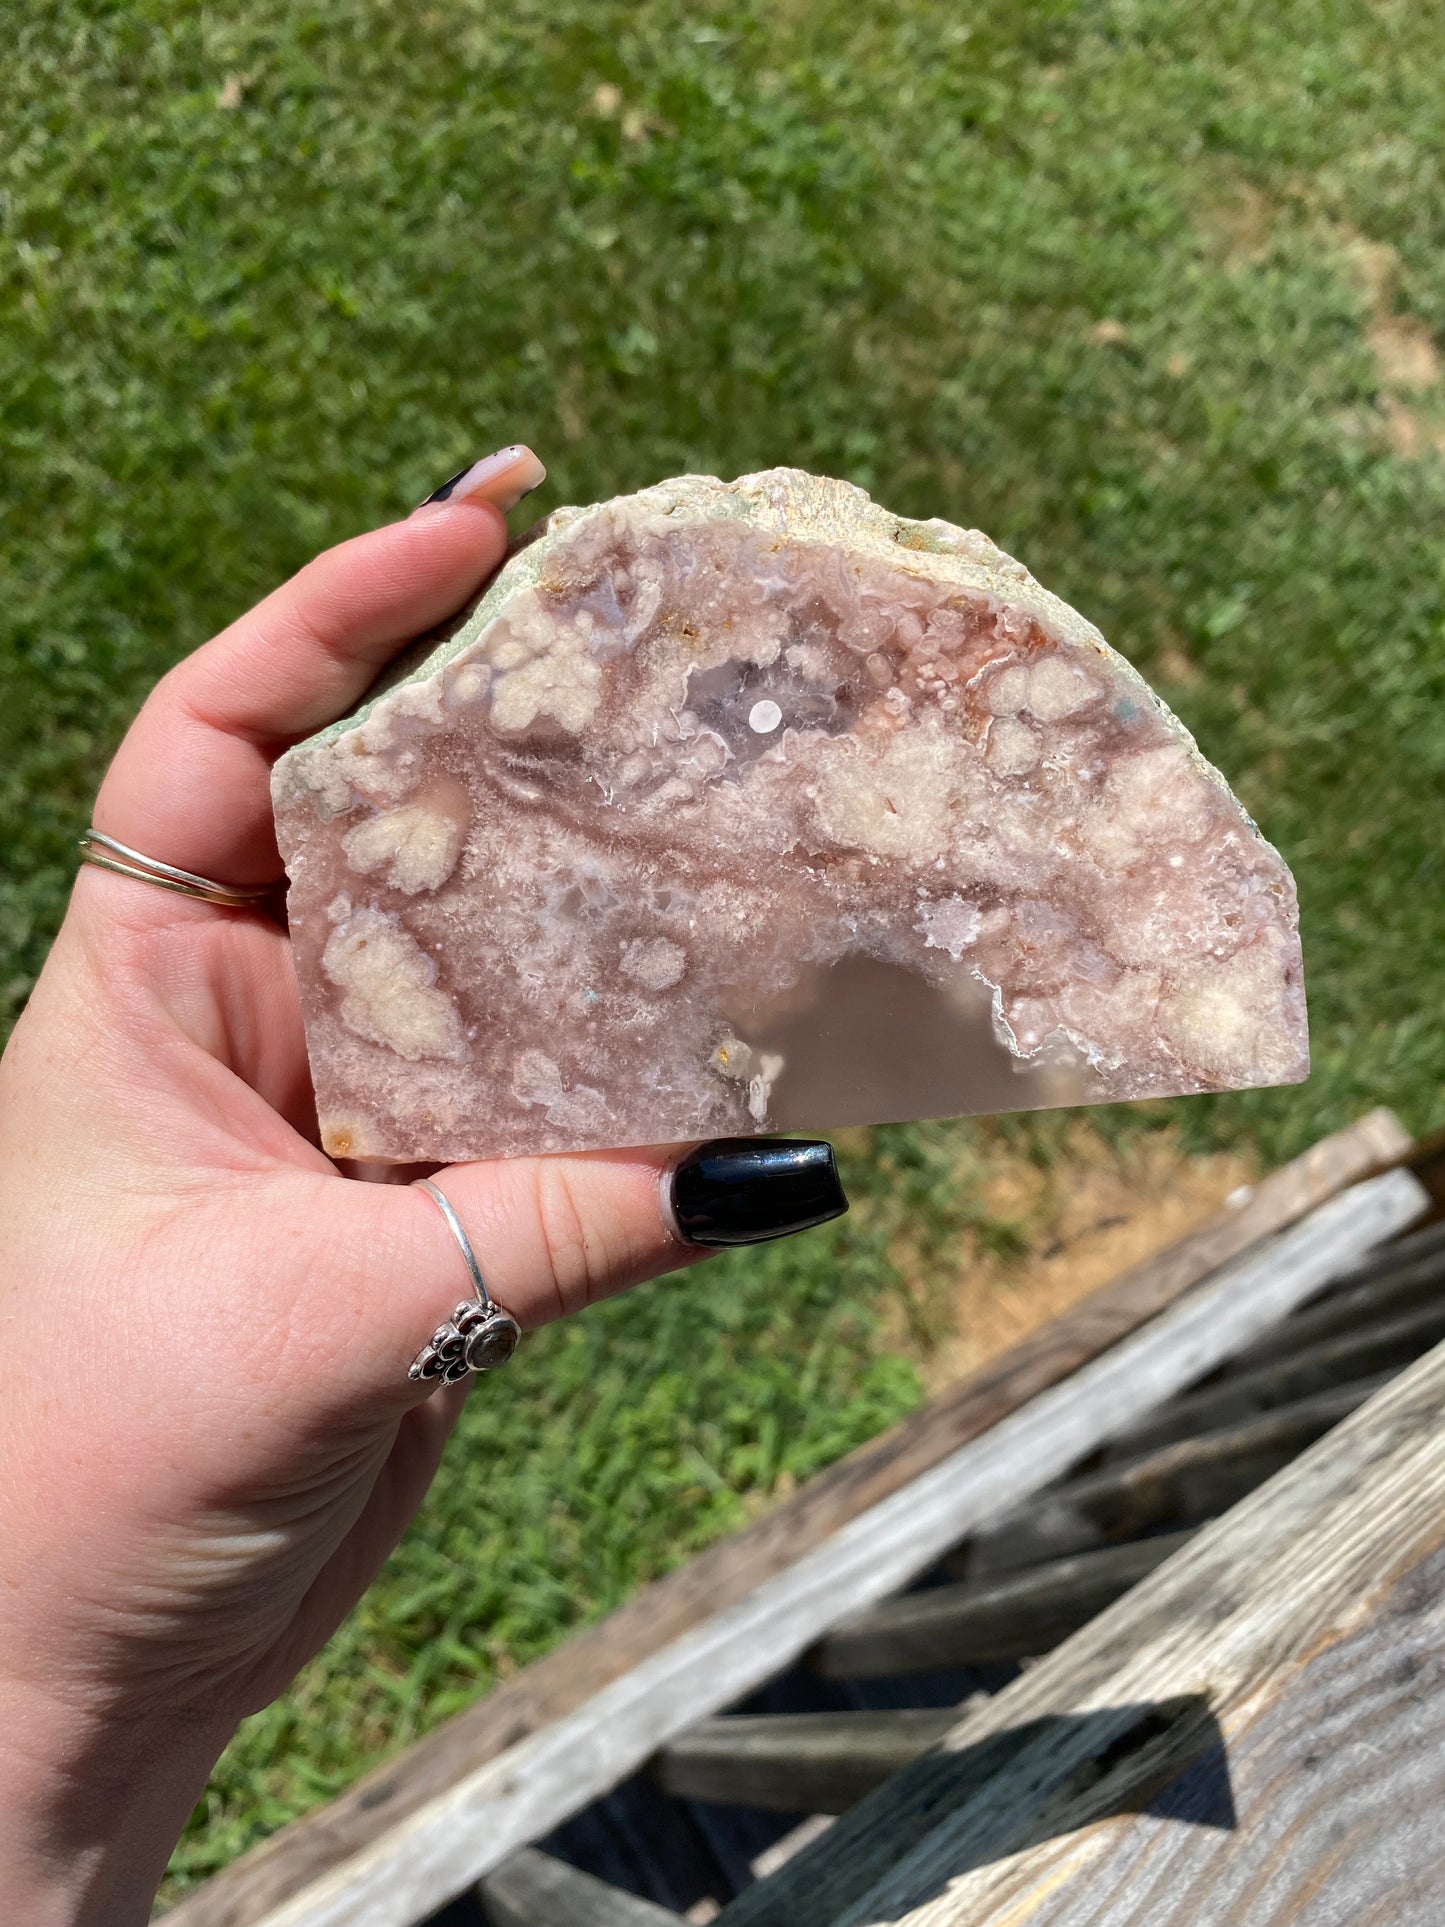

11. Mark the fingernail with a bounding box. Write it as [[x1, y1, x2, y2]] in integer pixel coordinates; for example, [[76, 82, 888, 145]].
[[667, 1138, 848, 1248], [417, 445, 547, 513]]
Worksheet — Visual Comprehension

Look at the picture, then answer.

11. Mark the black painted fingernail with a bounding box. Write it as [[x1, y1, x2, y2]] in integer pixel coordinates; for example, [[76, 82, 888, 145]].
[[416, 445, 547, 511], [668, 1138, 848, 1248], [421, 462, 475, 505]]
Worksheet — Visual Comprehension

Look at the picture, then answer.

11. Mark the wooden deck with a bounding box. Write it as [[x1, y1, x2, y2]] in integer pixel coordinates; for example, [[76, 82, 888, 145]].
[[161, 1109, 1445, 1927], [720, 1255, 1445, 1925]]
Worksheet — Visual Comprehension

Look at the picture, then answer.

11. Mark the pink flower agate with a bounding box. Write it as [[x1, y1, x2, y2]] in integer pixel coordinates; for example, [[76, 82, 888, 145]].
[[272, 469, 1307, 1162]]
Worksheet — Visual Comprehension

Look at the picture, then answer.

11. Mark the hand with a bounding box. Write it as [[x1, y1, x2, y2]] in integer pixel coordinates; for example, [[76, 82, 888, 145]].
[[0, 449, 842, 1925]]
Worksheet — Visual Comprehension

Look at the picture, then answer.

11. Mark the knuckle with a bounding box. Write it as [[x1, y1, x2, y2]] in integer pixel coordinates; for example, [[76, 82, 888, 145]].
[[526, 1162, 612, 1317]]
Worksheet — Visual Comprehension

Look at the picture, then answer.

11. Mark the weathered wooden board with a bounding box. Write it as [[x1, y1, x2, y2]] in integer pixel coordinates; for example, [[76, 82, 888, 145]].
[[160, 1111, 1411, 1927], [1402, 1124, 1445, 1214], [749, 1814, 837, 1881], [1103, 1298, 1445, 1457], [960, 1374, 1392, 1576], [720, 1324, 1445, 1927], [813, 1530, 1198, 1679], [655, 1711, 960, 1813], [1226, 1224, 1445, 1369], [478, 1847, 683, 1926], [1283, 1213, 1445, 1299], [885, 1543, 1445, 1927]]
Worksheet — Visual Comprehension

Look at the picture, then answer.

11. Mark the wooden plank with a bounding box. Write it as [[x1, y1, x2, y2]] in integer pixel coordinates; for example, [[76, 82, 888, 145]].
[[749, 1815, 836, 1881], [160, 1111, 1410, 1927], [478, 1848, 683, 1926], [718, 1330, 1445, 1927], [959, 1374, 1392, 1576], [1298, 1210, 1445, 1294], [812, 1530, 1198, 1679], [1225, 1226, 1445, 1369], [936, 1543, 1445, 1926], [883, 1541, 1445, 1927], [1105, 1298, 1445, 1458], [1404, 1123, 1445, 1213], [654, 1711, 959, 1814]]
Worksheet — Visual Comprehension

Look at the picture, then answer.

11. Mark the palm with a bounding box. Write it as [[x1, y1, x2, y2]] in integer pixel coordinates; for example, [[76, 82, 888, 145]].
[[34, 887, 459, 1719], [189, 917, 473, 1708], [180, 908, 321, 1145]]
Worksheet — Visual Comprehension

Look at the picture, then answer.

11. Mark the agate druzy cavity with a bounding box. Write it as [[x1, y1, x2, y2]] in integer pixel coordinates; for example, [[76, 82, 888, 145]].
[[272, 469, 1308, 1162]]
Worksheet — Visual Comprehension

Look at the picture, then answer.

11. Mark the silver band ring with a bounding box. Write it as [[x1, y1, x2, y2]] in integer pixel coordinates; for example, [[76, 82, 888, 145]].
[[408, 1178, 521, 1385], [79, 829, 274, 909]]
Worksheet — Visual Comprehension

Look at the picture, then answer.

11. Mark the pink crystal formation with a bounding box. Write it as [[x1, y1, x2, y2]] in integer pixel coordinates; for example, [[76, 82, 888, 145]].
[[272, 469, 1307, 1163]]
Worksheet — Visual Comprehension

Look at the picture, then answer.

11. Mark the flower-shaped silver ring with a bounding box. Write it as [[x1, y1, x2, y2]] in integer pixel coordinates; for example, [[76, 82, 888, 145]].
[[408, 1179, 522, 1386]]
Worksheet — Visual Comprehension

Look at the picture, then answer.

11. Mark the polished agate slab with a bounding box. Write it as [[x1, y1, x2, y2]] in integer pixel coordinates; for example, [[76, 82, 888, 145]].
[[272, 470, 1307, 1162]]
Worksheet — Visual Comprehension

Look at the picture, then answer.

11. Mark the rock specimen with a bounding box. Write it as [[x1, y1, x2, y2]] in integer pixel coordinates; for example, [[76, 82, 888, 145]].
[[272, 469, 1308, 1163]]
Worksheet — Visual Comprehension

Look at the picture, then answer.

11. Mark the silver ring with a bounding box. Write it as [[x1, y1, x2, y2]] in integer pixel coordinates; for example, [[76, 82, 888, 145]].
[[78, 829, 274, 909], [408, 1178, 521, 1385]]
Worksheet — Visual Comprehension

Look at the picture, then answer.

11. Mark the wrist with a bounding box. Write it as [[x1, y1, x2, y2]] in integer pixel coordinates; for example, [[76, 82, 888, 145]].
[[0, 1671, 233, 1927]]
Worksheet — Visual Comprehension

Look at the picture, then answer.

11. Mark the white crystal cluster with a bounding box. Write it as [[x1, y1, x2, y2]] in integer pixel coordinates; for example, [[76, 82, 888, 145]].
[[273, 469, 1308, 1162]]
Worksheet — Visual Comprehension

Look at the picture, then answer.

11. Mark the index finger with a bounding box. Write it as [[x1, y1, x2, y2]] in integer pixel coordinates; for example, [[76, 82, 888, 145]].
[[93, 446, 545, 890]]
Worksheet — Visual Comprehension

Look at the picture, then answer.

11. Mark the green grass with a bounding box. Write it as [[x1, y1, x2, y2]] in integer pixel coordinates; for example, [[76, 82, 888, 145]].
[[4, 0, 1444, 1893]]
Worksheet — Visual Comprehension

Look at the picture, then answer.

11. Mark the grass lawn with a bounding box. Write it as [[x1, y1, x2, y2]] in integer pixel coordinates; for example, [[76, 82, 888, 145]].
[[4, 0, 1443, 1896]]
